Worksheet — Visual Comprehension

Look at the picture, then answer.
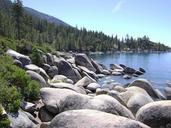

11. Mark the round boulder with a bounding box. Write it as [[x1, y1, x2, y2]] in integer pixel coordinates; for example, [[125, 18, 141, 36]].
[[136, 101, 171, 128]]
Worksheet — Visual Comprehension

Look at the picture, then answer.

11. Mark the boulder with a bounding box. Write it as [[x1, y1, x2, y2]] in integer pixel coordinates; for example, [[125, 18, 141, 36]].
[[49, 109, 149, 128], [47, 66, 58, 78], [86, 83, 101, 92], [7, 49, 31, 66], [91, 58, 103, 73], [123, 74, 132, 79], [134, 70, 144, 75], [129, 79, 159, 99], [110, 64, 124, 70], [40, 88, 134, 119], [41, 63, 51, 72], [127, 93, 153, 114], [119, 64, 127, 68], [112, 71, 122, 76], [21, 101, 36, 113], [123, 67, 136, 74], [155, 89, 166, 100], [164, 87, 171, 100], [114, 86, 127, 92], [75, 54, 96, 72], [26, 70, 47, 87], [13, 59, 23, 68], [139, 68, 146, 73], [51, 75, 73, 83], [136, 101, 171, 128], [25, 64, 49, 81], [96, 88, 109, 95], [49, 82, 86, 94], [58, 60, 82, 83], [46, 53, 54, 65], [102, 69, 111, 75], [8, 110, 37, 128], [39, 106, 55, 122], [75, 76, 96, 87], [78, 66, 98, 80]]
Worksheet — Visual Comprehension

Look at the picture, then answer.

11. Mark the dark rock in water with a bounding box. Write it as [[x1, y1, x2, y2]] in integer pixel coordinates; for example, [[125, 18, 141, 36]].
[[8, 110, 37, 128], [123, 74, 132, 79], [7, 49, 31, 66], [139, 68, 146, 73], [49, 109, 149, 128], [26, 70, 47, 87], [75, 53, 96, 72], [123, 67, 136, 74], [13, 59, 23, 68], [134, 70, 144, 75], [119, 64, 127, 68], [136, 101, 171, 128], [133, 74, 139, 77], [47, 66, 58, 78], [58, 60, 82, 83], [110, 64, 124, 70]]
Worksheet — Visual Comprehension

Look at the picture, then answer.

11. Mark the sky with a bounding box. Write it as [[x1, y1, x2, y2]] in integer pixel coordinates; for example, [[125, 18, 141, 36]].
[[21, 0, 171, 46]]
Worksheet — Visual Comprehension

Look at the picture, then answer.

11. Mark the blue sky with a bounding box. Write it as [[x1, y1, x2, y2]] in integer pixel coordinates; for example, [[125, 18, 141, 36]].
[[22, 0, 171, 46]]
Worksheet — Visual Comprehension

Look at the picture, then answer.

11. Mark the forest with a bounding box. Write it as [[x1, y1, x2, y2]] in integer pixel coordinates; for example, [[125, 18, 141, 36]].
[[0, 0, 170, 53]]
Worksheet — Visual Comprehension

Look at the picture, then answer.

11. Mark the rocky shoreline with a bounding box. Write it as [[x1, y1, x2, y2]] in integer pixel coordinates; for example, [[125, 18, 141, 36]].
[[2, 49, 171, 128]]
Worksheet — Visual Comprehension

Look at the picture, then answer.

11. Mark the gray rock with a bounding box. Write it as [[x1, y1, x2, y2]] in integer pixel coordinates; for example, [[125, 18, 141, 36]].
[[127, 93, 153, 114], [13, 59, 23, 68], [164, 87, 171, 100], [47, 66, 58, 78], [26, 70, 47, 87], [134, 70, 144, 75], [86, 83, 101, 92], [21, 101, 36, 113], [25, 64, 49, 81], [78, 66, 98, 80], [96, 88, 109, 95], [39, 106, 55, 122], [102, 69, 111, 75], [58, 59, 81, 83], [7, 49, 31, 66], [114, 86, 127, 92], [49, 109, 149, 128], [136, 101, 171, 128], [123, 74, 132, 79], [75, 76, 96, 87], [46, 53, 54, 65], [155, 89, 166, 100], [129, 79, 159, 99], [40, 88, 134, 119], [112, 71, 122, 76], [110, 64, 124, 70], [139, 68, 146, 73], [97, 74, 106, 78], [49, 82, 86, 94], [41, 63, 51, 72], [91, 58, 103, 73], [123, 67, 136, 74], [8, 110, 37, 128], [75, 53, 96, 72]]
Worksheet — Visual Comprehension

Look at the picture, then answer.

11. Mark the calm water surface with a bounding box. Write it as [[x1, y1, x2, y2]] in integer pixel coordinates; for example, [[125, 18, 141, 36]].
[[90, 52, 171, 90]]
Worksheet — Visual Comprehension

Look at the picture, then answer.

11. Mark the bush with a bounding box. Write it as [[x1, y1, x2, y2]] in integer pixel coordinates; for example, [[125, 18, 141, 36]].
[[0, 55, 40, 111], [0, 106, 10, 128]]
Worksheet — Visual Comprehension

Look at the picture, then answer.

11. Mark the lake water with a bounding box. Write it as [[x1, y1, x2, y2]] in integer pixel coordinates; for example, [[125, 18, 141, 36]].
[[90, 52, 171, 90]]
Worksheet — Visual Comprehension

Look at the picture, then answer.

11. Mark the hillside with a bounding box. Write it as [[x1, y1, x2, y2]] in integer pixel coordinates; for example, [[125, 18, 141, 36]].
[[0, 0, 170, 52]]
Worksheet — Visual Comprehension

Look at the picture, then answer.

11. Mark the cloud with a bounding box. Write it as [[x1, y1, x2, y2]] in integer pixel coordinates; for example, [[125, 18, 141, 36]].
[[112, 0, 126, 13]]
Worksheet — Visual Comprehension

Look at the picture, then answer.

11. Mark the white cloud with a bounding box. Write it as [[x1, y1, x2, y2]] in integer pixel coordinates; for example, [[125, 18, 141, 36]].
[[112, 0, 126, 13]]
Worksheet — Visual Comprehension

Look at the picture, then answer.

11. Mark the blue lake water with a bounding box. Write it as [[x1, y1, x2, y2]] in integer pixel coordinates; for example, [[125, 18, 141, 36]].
[[90, 52, 171, 90]]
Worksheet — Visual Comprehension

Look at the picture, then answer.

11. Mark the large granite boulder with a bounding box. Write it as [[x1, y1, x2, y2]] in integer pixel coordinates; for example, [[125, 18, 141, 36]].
[[91, 58, 103, 73], [129, 79, 159, 99], [75, 76, 96, 87], [75, 54, 96, 72], [49, 109, 150, 128], [7, 49, 31, 66], [25, 64, 49, 81], [8, 110, 37, 128], [136, 101, 171, 128], [58, 59, 82, 83], [40, 88, 134, 119], [26, 70, 47, 87]]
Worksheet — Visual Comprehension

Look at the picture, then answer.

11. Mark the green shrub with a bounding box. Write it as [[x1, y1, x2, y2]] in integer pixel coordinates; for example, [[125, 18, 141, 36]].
[[0, 106, 10, 128], [0, 55, 40, 111]]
